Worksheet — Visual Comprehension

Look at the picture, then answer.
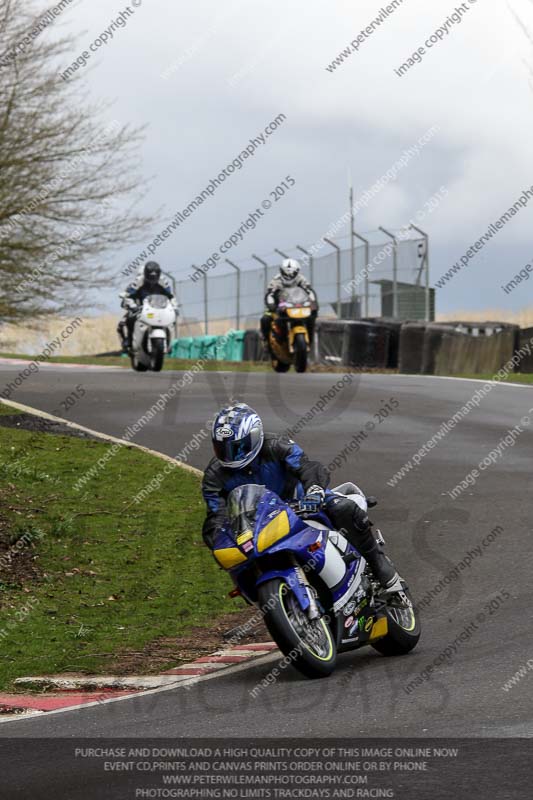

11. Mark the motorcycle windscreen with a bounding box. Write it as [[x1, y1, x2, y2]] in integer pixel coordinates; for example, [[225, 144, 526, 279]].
[[146, 294, 170, 308], [278, 286, 309, 305], [227, 484, 266, 538]]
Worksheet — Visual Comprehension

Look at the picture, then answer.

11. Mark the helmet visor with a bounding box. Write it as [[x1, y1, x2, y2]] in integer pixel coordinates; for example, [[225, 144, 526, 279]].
[[213, 429, 261, 466], [281, 271, 297, 285]]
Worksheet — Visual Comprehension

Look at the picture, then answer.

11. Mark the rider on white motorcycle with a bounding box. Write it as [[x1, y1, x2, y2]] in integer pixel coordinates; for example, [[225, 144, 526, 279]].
[[260, 258, 318, 346], [202, 403, 403, 593], [117, 261, 175, 351]]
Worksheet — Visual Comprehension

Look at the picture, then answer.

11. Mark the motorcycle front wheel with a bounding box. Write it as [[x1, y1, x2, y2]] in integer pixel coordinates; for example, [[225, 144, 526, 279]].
[[258, 578, 336, 679], [293, 333, 308, 373], [150, 339, 165, 372]]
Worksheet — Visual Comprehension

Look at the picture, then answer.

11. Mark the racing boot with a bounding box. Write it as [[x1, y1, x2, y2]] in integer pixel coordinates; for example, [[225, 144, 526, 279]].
[[117, 325, 129, 354], [363, 540, 403, 594], [327, 495, 403, 593], [260, 314, 273, 357]]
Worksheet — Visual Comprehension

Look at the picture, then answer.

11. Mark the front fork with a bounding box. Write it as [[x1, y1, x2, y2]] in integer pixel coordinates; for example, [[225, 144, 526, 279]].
[[294, 561, 321, 621], [288, 324, 310, 354]]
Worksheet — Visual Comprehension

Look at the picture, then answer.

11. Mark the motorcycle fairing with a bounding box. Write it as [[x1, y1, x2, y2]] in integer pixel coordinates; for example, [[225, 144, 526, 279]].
[[216, 488, 365, 615], [255, 567, 312, 612]]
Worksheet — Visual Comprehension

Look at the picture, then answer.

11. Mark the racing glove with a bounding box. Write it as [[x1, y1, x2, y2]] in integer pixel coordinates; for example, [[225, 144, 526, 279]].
[[265, 292, 276, 311], [301, 485, 326, 511]]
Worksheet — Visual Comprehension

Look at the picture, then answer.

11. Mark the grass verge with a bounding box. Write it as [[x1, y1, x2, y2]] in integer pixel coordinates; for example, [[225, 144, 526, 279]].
[[0, 352, 269, 372], [0, 352, 402, 375], [0, 401, 240, 690]]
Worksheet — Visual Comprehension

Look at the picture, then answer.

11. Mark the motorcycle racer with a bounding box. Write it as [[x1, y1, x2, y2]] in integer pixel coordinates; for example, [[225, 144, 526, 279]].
[[202, 403, 403, 593], [117, 261, 175, 351], [260, 258, 318, 347]]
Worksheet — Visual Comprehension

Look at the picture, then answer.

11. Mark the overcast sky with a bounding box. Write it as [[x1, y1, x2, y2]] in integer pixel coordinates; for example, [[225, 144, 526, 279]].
[[54, 0, 533, 314]]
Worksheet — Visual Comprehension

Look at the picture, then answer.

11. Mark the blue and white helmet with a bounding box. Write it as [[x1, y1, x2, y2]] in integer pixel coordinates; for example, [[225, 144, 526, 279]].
[[212, 403, 264, 469]]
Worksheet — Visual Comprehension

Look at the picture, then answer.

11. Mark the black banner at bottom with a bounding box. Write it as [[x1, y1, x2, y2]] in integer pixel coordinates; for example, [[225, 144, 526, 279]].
[[1, 738, 531, 799]]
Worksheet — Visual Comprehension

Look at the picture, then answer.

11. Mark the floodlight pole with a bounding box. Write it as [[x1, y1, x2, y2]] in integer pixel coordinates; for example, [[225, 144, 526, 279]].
[[379, 226, 399, 319], [352, 230, 370, 318]]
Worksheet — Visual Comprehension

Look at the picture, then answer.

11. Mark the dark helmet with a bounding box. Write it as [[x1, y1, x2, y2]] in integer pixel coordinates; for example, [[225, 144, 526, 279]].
[[144, 261, 161, 285], [212, 403, 264, 469]]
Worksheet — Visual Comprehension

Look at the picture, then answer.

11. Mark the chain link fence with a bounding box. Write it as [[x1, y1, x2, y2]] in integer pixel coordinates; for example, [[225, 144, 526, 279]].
[[174, 228, 431, 336]]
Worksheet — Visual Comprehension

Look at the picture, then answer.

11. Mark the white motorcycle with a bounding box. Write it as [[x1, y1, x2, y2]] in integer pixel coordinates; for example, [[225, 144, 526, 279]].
[[129, 295, 177, 372]]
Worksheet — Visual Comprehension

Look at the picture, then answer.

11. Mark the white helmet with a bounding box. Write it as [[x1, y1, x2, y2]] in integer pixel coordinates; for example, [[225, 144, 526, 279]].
[[280, 258, 301, 287]]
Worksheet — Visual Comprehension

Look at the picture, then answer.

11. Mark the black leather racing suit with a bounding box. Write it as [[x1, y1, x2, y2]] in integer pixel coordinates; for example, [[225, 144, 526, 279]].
[[201, 433, 384, 577]]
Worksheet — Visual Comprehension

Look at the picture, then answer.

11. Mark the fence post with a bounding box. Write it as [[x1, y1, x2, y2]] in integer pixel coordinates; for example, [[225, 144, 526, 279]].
[[203, 270, 209, 335], [163, 270, 178, 338], [323, 237, 341, 317], [274, 248, 289, 260], [296, 245, 314, 285], [252, 254, 269, 297], [296, 244, 317, 360], [226, 259, 241, 330], [352, 231, 369, 318], [410, 224, 430, 321], [379, 227, 398, 319]]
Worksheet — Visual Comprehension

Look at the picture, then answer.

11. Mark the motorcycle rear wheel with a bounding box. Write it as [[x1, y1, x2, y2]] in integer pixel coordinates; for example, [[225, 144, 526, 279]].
[[258, 578, 336, 679], [371, 589, 421, 656], [131, 354, 148, 372], [272, 359, 291, 372], [293, 333, 308, 373]]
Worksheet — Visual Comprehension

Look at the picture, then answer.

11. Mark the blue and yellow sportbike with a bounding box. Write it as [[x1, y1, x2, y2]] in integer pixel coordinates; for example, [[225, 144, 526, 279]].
[[213, 482, 420, 679]]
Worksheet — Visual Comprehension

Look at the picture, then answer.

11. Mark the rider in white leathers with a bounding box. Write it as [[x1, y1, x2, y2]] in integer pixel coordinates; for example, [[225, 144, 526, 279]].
[[260, 258, 318, 345]]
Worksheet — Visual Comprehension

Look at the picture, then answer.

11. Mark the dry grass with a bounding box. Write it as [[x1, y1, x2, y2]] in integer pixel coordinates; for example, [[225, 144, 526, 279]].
[[0, 315, 245, 355], [437, 308, 533, 328], [0, 315, 120, 355], [177, 318, 237, 336]]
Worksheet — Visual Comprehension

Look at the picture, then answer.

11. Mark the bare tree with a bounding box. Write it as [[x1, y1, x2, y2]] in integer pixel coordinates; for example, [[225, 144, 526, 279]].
[[0, 0, 154, 323]]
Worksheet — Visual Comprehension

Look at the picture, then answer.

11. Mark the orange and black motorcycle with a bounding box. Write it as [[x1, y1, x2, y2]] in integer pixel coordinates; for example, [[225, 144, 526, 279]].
[[268, 286, 317, 373]]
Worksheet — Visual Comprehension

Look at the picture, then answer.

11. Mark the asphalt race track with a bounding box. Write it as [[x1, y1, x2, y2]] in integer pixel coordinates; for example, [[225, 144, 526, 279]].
[[1, 362, 532, 740]]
